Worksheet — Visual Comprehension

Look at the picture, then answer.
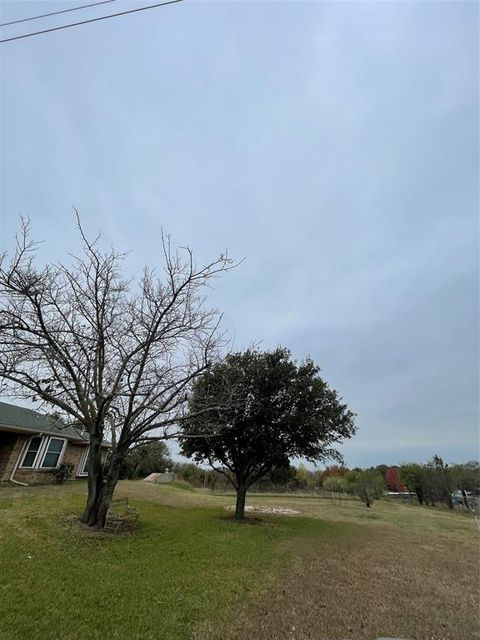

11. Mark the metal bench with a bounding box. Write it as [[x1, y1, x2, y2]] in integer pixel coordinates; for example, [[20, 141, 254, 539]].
[[105, 497, 139, 534]]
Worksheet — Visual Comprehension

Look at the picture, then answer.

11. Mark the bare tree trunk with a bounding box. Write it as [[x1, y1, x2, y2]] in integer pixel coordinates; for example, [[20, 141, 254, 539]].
[[81, 436, 105, 526], [81, 444, 124, 528], [234, 481, 247, 520], [461, 489, 471, 510], [96, 458, 122, 528], [1, 218, 233, 532]]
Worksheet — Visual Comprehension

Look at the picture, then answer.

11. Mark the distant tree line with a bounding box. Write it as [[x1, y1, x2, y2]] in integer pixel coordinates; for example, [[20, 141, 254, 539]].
[[399, 457, 479, 509], [171, 455, 479, 511]]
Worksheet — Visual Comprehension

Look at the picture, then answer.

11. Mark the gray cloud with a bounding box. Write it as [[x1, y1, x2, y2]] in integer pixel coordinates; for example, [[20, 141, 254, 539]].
[[1, 0, 478, 466]]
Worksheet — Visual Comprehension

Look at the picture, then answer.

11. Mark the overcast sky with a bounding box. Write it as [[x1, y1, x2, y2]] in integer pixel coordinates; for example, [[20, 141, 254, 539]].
[[1, 0, 478, 468]]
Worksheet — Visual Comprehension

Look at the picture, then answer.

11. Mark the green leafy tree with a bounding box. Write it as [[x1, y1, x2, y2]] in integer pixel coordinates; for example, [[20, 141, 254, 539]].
[[269, 465, 297, 488], [323, 475, 348, 493], [428, 455, 454, 509], [400, 463, 427, 504], [293, 464, 313, 491], [401, 457, 471, 509], [174, 463, 205, 486], [254, 465, 297, 492], [450, 461, 479, 493], [121, 442, 172, 479], [375, 464, 388, 479], [354, 469, 384, 507], [343, 469, 359, 494], [318, 465, 347, 485], [180, 348, 356, 519]]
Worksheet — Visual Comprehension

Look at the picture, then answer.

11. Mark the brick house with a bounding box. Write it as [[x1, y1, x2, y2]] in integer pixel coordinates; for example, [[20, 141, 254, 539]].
[[0, 401, 109, 485]]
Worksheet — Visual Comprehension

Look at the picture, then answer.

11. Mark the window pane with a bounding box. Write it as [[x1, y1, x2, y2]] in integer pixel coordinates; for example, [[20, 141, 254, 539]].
[[22, 451, 37, 467], [82, 448, 91, 474], [46, 438, 64, 453], [27, 436, 42, 452], [20, 437, 43, 467], [39, 438, 65, 468], [41, 452, 61, 468]]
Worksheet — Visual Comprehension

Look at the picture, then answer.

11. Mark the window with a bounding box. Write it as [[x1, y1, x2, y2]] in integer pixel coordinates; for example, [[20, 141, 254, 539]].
[[19, 436, 66, 470], [20, 436, 43, 468], [78, 447, 90, 476], [40, 438, 65, 469]]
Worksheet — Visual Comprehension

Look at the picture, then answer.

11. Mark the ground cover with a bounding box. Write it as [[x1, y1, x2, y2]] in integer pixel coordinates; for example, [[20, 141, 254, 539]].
[[0, 481, 477, 640]]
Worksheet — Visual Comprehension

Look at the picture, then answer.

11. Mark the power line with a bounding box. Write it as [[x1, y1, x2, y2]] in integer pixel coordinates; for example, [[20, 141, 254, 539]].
[[0, 0, 119, 28], [0, 0, 185, 44]]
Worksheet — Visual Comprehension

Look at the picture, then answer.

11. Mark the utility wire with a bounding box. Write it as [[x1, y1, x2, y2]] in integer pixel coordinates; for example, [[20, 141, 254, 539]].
[[0, 0, 184, 44], [1, 0, 118, 28]]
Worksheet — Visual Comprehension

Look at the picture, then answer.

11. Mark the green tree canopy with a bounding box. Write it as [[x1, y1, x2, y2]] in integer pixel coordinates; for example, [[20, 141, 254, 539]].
[[354, 469, 384, 507], [180, 348, 356, 519], [121, 442, 172, 479], [400, 463, 427, 504], [323, 475, 348, 493]]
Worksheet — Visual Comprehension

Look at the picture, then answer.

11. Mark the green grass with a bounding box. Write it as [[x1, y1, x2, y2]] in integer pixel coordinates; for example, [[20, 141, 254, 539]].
[[0, 484, 344, 640], [168, 479, 197, 492], [1, 482, 478, 640]]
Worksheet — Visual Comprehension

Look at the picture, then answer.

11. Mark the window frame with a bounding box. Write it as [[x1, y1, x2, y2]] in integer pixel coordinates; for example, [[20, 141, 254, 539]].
[[19, 435, 67, 471], [19, 436, 44, 469], [39, 437, 67, 470], [77, 446, 90, 477]]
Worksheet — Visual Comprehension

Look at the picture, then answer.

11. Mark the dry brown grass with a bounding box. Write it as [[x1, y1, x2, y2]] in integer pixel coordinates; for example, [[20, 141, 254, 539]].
[[2, 481, 478, 640], [189, 490, 479, 640], [197, 522, 479, 640]]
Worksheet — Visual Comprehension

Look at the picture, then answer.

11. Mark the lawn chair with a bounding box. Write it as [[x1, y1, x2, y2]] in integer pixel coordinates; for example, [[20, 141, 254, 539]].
[[105, 498, 139, 534]]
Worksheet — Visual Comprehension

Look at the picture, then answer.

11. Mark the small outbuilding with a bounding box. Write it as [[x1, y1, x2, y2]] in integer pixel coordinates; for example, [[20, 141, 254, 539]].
[[143, 472, 176, 484]]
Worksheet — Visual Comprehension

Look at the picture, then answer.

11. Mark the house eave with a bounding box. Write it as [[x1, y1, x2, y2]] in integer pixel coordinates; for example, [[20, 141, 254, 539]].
[[0, 423, 109, 447]]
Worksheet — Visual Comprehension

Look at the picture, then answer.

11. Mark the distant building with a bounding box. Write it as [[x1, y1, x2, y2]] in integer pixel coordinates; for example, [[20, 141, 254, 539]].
[[143, 472, 176, 483]]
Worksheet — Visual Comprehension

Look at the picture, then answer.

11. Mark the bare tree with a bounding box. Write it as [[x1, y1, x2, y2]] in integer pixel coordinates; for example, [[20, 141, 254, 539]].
[[0, 214, 234, 527]]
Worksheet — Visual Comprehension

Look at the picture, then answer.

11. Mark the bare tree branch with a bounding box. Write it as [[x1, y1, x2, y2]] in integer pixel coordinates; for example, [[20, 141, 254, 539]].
[[0, 213, 237, 527]]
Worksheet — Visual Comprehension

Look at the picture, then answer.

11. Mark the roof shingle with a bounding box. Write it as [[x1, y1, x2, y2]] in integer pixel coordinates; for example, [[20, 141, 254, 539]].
[[0, 401, 109, 446]]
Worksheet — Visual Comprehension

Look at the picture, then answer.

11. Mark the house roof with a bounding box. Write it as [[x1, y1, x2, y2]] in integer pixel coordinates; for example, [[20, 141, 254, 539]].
[[0, 401, 110, 447]]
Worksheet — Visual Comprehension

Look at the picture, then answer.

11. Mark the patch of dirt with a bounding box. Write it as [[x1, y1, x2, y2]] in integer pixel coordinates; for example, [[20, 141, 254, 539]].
[[225, 505, 300, 516], [65, 515, 137, 538]]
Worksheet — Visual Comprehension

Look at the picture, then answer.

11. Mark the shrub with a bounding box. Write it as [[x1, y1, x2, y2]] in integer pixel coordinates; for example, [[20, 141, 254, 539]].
[[322, 475, 348, 493], [50, 463, 73, 484], [354, 469, 384, 507]]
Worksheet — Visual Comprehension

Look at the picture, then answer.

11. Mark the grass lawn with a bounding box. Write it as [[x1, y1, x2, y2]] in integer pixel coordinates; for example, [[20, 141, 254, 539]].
[[0, 481, 478, 640]]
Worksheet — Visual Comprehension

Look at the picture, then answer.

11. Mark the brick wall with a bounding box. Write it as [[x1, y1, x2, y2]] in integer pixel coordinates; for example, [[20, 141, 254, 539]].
[[1, 433, 107, 484], [0, 433, 28, 482], [14, 441, 89, 484], [64, 442, 88, 476], [14, 466, 56, 484], [0, 432, 17, 480]]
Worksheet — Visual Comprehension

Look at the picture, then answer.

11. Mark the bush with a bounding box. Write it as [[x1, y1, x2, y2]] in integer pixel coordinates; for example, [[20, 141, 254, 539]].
[[120, 442, 173, 480], [354, 469, 384, 507], [50, 463, 73, 484], [322, 475, 348, 493]]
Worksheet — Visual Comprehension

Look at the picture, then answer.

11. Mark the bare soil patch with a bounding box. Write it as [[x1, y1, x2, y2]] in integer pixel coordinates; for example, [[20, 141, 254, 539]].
[[225, 505, 301, 516], [65, 515, 138, 537]]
